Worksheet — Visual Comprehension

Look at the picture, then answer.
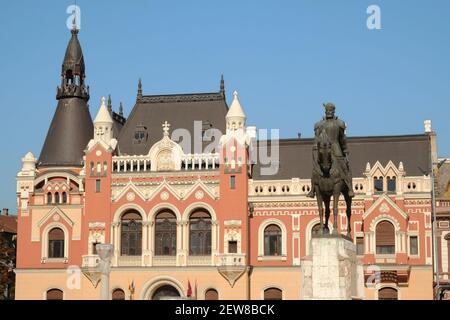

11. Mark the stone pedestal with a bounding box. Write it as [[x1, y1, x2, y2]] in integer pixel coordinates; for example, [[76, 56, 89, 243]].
[[301, 235, 364, 300]]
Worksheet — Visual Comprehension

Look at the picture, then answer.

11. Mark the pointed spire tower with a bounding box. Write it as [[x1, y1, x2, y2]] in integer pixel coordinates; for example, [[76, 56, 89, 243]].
[[94, 97, 114, 143], [38, 27, 93, 167], [226, 91, 246, 133]]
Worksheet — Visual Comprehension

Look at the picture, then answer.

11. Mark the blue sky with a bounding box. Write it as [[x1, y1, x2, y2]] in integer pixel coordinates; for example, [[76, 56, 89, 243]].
[[0, 0, 449, 212]]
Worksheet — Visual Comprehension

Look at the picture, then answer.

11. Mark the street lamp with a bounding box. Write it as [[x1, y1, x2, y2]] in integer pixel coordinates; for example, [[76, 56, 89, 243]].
[[96, 244, 114, 300]]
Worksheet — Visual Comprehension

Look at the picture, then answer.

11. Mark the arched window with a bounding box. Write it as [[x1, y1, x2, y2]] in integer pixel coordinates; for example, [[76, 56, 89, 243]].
[[378, 287, 398, 300], [376, 221, 395, 254], [152, 285, 180, 300], [264, 224, 282, 256], [374, 177, 383, 192], [121, 211, 142, 256], [205, 288, 219, 300], [387, 176, 396, 192], [47, 192, 52, 204], [189, 210, 211, 256], [46, 288, 63, 300], [103, 161, 108, 174], [62, 192, 67, 204], [54, 192, 60, 204], [48, 228, 65, 258], [90, 161, 95, 175], [264, 288, 282, 300], [155, 211, 177, 256], [112, 288, 125, 300]]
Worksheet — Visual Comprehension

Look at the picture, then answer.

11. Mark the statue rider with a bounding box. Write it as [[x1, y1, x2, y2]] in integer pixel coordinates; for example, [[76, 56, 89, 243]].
[[307, 103, 354, 198]]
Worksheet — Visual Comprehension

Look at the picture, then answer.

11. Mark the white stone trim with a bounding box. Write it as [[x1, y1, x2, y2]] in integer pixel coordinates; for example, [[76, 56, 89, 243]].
[[140, 276, 185, 300], [371, 217, 400, 256], [407, 231, 420, 258], [112, 180, 148, 203], [181, 202, 218, 221], [257, 218, 287, 258], [34, 172, 82, 190], [41, 222, 69, 262], [113, 203, 148, 222], [363, 194, 408, 220], [37, 207, 75, 230]]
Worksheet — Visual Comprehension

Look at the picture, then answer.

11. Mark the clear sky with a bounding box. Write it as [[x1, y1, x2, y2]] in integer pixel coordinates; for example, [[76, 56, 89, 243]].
[[0, 0, 449, 212]]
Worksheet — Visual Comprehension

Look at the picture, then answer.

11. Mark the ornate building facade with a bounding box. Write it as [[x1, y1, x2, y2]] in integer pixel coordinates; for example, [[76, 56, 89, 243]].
[[15, 29, 437, 300]]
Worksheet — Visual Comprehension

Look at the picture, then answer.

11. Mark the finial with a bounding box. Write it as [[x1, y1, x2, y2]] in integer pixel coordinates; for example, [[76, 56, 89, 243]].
[[107, 95, 112, 113], [119, 102, 124, 117], [220, 74, 225, 94], [233, 90, 238, 100], [162, 121, 171, 136], [71, 16, 79, 34], [101, 96, 106, 107], [137, 78, 142, 99]]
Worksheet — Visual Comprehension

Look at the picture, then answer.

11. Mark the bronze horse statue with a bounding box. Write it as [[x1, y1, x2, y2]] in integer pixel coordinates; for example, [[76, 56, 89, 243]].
[[313, 131, 352, 236]]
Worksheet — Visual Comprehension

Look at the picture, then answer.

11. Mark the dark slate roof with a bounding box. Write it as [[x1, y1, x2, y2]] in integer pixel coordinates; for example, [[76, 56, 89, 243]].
[[38, 29, 93, 167], [38, 98, 93, 167], [252, 134, 431, 179], [117, 92, 228, 155], [112, 111, 126, 139]]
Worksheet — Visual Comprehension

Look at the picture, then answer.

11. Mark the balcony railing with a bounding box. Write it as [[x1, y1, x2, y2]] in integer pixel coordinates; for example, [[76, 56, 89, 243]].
[[187, 255, 212, 266], [117, 255, 142, 267], [82, 255, 100, 268], [217, 254, 246, 267], [153, 256, 177, 266], [111, 153, 219, 173]]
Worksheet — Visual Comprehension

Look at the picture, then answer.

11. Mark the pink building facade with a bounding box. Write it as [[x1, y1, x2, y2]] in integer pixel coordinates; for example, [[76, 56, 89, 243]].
[[14, 29, 436, 300]]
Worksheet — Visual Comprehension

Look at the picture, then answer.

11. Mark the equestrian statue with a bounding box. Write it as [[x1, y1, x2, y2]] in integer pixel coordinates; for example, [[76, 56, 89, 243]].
[[307, 103, 354, 237]]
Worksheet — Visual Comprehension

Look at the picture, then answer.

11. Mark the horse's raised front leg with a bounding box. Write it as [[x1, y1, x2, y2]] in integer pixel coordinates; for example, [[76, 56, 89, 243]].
[[315, 185, 324, 235]]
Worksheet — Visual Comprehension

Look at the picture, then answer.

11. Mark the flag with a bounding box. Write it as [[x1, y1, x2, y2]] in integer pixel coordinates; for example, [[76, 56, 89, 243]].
[[187, 280, 192, 297]]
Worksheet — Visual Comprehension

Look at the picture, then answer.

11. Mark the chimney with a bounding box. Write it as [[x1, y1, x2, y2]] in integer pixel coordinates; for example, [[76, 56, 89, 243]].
[[424, 120, 432, 133], [2, 208, 8, 216]]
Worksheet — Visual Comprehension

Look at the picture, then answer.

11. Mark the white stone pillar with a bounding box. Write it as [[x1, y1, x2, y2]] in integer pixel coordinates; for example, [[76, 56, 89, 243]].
[[301, 236, 364, 300]]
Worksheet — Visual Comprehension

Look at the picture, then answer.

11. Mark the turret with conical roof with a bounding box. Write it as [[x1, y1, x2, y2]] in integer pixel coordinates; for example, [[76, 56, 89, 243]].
[[226, 90, 246, 132], [38, 28, 93, 167]]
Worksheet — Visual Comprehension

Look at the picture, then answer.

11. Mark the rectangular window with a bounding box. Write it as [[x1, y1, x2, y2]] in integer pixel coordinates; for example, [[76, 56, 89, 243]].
[[356, 237, 364, 256], [95, 179, 101, 193], [49, 240, 64, 258], [410, 236, 418, 255], [230, 176, 236, 189], [228, 241, 238, 254]]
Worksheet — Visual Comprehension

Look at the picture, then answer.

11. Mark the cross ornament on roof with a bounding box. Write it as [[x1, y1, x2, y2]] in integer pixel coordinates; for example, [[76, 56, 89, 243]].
[[162, 121, 171, 136]]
